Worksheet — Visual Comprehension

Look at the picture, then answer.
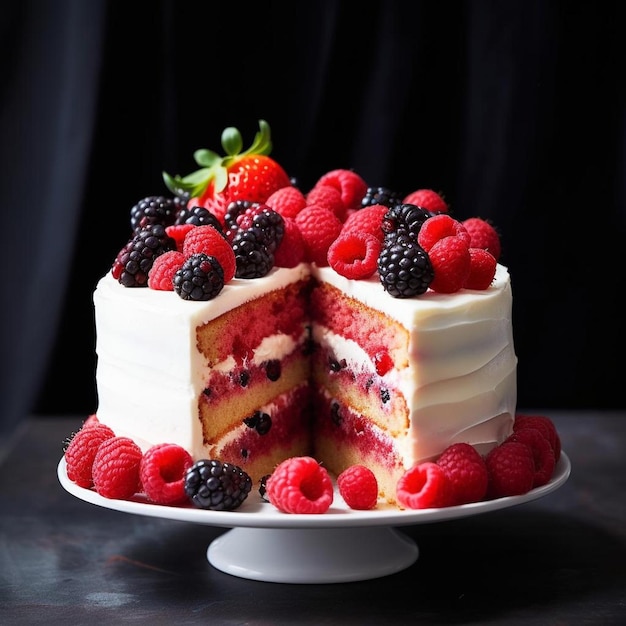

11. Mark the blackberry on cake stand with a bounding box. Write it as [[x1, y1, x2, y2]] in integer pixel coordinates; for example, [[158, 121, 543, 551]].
[[57, 454, 570, 584]]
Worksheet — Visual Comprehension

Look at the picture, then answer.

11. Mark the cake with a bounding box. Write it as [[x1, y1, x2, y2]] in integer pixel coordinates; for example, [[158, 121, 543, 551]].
[[87, 120, 518, 506]]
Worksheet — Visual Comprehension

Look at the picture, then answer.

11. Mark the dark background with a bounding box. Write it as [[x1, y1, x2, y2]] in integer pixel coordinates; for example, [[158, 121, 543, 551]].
[[2, 1, 624, 442]]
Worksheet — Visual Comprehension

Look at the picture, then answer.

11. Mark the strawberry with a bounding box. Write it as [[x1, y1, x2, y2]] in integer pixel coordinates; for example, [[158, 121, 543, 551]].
[[163, 120, 291, 210]]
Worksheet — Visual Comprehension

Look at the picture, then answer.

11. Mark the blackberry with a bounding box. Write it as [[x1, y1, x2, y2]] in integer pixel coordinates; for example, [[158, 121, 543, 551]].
[[249, 208, 285, 253], [112, 224, 176, 287], [361, 186, 404, 209], [259, 474, 271, 502], [184, 459, 252, 511], [243, 411, 272, 435], [174, 205, 224, 232], [224, 200, 255, 238], [381, 203, 431, 240], [173, 253, 224, 301], [130, 196, 178, 233], [264, 359, 281, 381], [377, 238, 434, 298], [231, 229, 274, 279]]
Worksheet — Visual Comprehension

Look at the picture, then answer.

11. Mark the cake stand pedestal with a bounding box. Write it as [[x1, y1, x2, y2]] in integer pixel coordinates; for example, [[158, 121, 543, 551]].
[[207, 526, 418, 583]]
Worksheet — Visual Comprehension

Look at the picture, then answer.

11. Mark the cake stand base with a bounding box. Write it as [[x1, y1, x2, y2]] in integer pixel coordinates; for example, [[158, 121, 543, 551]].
[[207, 526, 419, 583]]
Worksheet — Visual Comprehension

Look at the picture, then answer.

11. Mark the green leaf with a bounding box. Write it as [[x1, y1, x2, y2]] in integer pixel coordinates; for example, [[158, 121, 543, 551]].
[[221, 127, 243, 156], [194, 149, 222, 167], [181, 167, 212, 185], [213, 165, 229, 193]]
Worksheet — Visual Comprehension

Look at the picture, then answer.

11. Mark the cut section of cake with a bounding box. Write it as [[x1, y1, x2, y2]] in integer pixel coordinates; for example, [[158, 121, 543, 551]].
[[310, 264, 517, 503], [94, 263, 312, 483]]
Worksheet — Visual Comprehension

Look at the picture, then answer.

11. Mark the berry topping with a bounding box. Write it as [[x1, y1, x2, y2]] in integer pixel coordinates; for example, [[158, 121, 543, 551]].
[[130, 195, 178, 233], [182, 225, 236, 282], [231, 228, 275, 278], [306, 184, 346, 221], [64, 423, 116, 488], [112, 224, 177, 287], [436, 443, 489, 505], [294, 205, 343, 267], [361, 186, 404, 210], [396, 462, 452, 509], [378, 238, 434, 298], [381, 203, 431, 239], [266, 185, 307, 219], [184, 459, 252, 511], [402, 188, 449, 214], [417, 214, 471, 252], [428, 235, 471, 294], [341, 203, 388, 242], [464, 248, 497, 290], [148, 250, 186, 290], [312, 168, 368, 214], [165, 223, 195, 251], [140, 443, 194, 505], [327, 231, 381, 279], [173, 253, 224, 301], [265, 456, 334, 514], [163, 120, 291, 207], [274, 217, 306, 268], [175, 205, 224, 231], [485, 441, 535, 499], [337, 465, 379, 510], [92, 436, 143, 500], [462, 217, 501, 261]]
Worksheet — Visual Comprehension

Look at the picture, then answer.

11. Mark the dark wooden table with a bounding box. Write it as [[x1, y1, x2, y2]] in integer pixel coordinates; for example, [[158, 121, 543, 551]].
[[1, 411, 624, 624]]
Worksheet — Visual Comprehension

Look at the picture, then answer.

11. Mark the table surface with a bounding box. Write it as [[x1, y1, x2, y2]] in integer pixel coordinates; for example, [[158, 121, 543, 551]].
[[1, 411, 625, 625]]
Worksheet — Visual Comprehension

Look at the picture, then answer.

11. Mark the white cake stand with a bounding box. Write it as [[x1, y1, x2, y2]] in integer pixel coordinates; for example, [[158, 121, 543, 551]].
[[58, 453, 570, 584]]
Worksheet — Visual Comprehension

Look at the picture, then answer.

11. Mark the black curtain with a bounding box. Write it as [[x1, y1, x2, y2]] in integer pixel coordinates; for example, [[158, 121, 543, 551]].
[[2, 1, 625, 443]]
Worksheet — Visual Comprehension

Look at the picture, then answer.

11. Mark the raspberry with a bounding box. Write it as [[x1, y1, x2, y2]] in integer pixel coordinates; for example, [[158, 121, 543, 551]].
[[402, 188, 449, 213], [313, 169, 368, 213], [165, 223, 195, 251], [83, 414, 99, 428], [417, 214, 471, 252], [148, 250, 186, 290], [266, 456, 334, 514], [506, 428, 556, 487], [485, 441, 535, 499], [92, 436, 143, 500], [327, 231, 381, 279], [65, 423, 116, 488], [274, 217, 306, 268], [465, 248, 497, 290], [428, 235, 471, 294], [337, 465, 378, 510], [341, 204, 388, 242], [140, 443, 194, 505], [462, 217, 501, 261], [514, 414, 561, 461], [436, 443, 489, 505], [396, 462, 452, 509], [182, 224, 236, 282], [266, 185, 307, 219], [306, 184, 346, 221], [294, 205, 342, 267]]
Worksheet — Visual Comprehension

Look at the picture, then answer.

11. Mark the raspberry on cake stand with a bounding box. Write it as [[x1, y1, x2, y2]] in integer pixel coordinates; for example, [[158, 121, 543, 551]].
[[57, 453, 570, 584]]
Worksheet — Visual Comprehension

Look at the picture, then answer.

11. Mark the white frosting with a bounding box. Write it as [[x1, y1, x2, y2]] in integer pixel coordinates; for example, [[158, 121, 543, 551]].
[[94, 260, 516, 469]]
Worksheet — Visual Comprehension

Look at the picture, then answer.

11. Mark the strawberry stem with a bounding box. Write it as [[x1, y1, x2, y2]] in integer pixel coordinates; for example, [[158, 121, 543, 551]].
[[162, 119, 273, 198]]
